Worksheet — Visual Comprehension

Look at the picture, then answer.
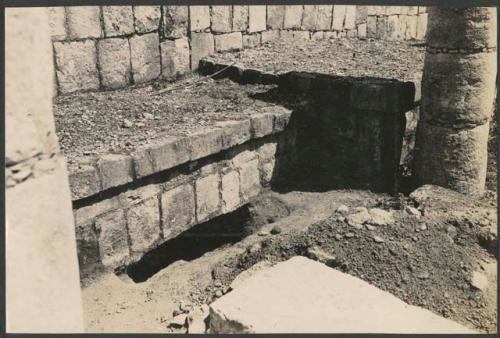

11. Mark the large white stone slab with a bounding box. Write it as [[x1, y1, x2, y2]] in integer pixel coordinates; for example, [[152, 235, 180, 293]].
[[209, 256, 474, 334]]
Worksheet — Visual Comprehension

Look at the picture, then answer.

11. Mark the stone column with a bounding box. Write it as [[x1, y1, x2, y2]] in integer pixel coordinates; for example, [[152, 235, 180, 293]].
[[6, 8, 84, 332], [414, 7, 497, 195]]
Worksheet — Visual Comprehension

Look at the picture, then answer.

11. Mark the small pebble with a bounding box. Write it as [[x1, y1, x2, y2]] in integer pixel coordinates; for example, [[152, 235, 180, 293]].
[[122, 119, 133, 128], [270, 226, 282, 235], [215, 290, 223, 298], [373, 236, 385, 243], [419, 223, 427, 231], [335, 234, 343, 240], [345, 232, 355, 238]]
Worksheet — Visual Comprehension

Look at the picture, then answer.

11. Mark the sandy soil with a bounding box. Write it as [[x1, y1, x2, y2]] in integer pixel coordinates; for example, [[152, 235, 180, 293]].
[[81, 188, 497, 333]]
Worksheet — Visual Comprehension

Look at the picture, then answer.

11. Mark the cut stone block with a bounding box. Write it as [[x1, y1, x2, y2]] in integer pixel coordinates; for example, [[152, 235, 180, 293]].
[[133, 6, 161, 33], [344, 6, 356, 30], [211, 6, 232, 33], [261, 160, 276, 185], [215, 32, 243, 52], [303, 5, 333, 31], [367, 16, 377, 38], [358, 23, 367, 39], [232, 150, 258, 168], [215, 120, 252, 149], [97, 38, 131, 89], [221, 170, 240, 213], [376, 16, 388, 40], [243, 34, 261, 48], [126, 197, 161, 254], [69, 165, 101, 200], [54, 40, 100, 94], [163, 6, 188, 39], [257, 142, 277, 162], [149, 136, 191, 172], [95, 210, 129, 268], [416, 13, 428, 40], [118, 183, 161, 209], [239, 159, 261, 201], [189, 128, 224, 161], [209, 256, 475, 333], [405, 15, 417, 40], [130, 32, 161, 83], [96, 154, 134, 190], [161, 184, 196, 239], [261, 30, 280, 43], [66, 6, 102, 39], [284, 5, 303, 29], [48, 7, 66, 40], [190, 32, 214, 71], [332, 5, 347, 31], [355, 6, 368, 24], [387, 15, 399, 41], [280, 30, 310, 43], [267, 6, 285, 29], [161, 38, 190, 79], [190, 6, 210, 31], [196, 173, 220, 222], [311, 31, 325, 41], [250, 113, 274, 138], [232, 6, 248, 31], [75, 221, 100, 267], [248, 6, 266, 33], [102, 6, 134, 37]]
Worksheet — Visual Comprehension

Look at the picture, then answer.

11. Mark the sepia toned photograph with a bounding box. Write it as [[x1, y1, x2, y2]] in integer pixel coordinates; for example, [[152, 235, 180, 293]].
[[4, 2, 498, 334]]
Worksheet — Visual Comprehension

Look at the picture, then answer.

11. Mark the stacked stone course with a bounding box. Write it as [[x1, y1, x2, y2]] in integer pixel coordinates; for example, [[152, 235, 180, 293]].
[[49, 5, 428, 94]]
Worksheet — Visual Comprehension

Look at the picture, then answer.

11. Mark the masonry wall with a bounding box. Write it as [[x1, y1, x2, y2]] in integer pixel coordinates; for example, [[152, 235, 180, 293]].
[[49, 5, 428, 95]]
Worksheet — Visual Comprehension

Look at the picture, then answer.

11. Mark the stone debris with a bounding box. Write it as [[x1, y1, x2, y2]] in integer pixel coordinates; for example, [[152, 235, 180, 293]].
[[121, 118, 133, 128], [470, 271, 488, 291], [335, 234, 343, 240], [405, 206, 421, 217], [417, 271, 430, 280], [346, 207, 370, 229], [336, 204, 349, 214], [373, 235, 385, 243], [306, 246, 339, 266], [167, 313, 187, 328], [187, 304, 210, 334], [368, 208, 394, 226], [345, 232, 355, 238], [365, 224, 376, 231], [270, 225, 283, 234]]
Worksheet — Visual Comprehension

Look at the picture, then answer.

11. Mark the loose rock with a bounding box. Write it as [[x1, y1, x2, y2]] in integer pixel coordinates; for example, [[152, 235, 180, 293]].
[[270, 226, 282, 234], [336, 204, 349, 214], [368, 208, 394, 226], [373, 235, 385, 243], [168, 313, 187, 328], [121, 118, 133, 128], [470, 271, 488, 291]]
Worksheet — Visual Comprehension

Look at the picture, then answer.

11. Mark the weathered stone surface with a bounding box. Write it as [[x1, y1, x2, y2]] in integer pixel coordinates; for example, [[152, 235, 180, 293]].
[[210, 257, 474, 333], [261, 160, 275, 185], [69, 165, 101, 199], [257, 143, 277, 162], [215, 120, 252, 149], [332, 5, 347, 31], [130, 32, 161, 83], [133, 6, 161, 33], [232, 6, 248, 31], [415, 122, 490, 196], [376, 16, 388, 40], [75, 221, 100, 267], [196, 173, 220, 221], [397, 15, 408, 39], [421, 52, 496, 127], [190, 32, 214, 70], [311, 31, 325, 41], [149, 136, 191, 173], [355, 6, 368, 24], [232, 150, 258, 168], [426, 7, 496, 49], [215, 32, 243, 52], [284, 5, 303, 29], [48, 7, 66, 40], [97, 38, 131, 89], [273, 108, 293, 132], [243, 33, 261, 48], [74, 196, 121, 226], [250, 113, 274, 138], [189, 128, 224, 161], [386, 15, 399, 40], [303, 5, 333, 31], [102, 6, 134, 37], [221, 170, 240, 213], [248, 6, 266, 33], [405, 15, 417, 40], [190, 6, 210, 31], [346, 207, 371, 229], [161, 38, 190, 79], [386, 6, 401, 16], [261, 30, 280, 43], [211, 6, 232, 33], [96, 154, 133, 190], [267, 6, 285, 29], [368, 208, 394, 226], [344, 6, 356, 30], [416, 13, 428, 40], [367, 16, 377, 38], [161, 184, 196, 238], [163, 6, 188, 39], [280, 30, 310, 43], [239, 159, 261, 201], [358, 23, 367, 39], [54, 40, 99, 93], [95, 210, 129, 268], [127, 197, 161, 254], [66, 6, 102, 39], [131, 146, 154, 178], [118, 183, 161, 209]]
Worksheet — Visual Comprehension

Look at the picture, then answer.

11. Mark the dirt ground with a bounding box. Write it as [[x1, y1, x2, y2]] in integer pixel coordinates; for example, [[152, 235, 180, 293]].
[[81, 186, 497, 333], [206, 38, 425, 81]]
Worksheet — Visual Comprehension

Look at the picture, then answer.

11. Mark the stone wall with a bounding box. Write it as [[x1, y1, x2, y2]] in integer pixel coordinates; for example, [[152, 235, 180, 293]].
[[71, 107, 295, 271], [49, 5, 428, 95]]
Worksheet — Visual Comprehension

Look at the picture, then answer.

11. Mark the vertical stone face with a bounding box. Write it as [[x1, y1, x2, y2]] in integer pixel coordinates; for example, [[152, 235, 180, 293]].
[[211, 6, 232, 33], [95, 210, 130, 267], [214, 32, 243, 52], [221, 170, 240, 213], [239, 159, 261, 201], [284, 5, 303, 29], [358, 23, 367, 39], [6, 9, 83, 331], [367, 16, 377, 38], [196, 173, 221, 221], [243, 33, 261, 48], [54, 40, 100, 93], [96, 154, 134, 189], [415, 7, 497, 195], [355, 6, 368, 24], [232, 5, 248, 31], [261, 30, 280, 43], [190, 6, 211, 31], [332, 5, 347, 31], [267, 5, 285, 29], [376, 16, 388, 40], [133, 6, 161, 33], [66, 6, 102, 39], [416, 13, 428, 40], [405, 15, 418, 40], [161, 184, 196, 239], [130, 32, 161, 83], [48, 7, 66, 40], [303, 5, 333, 31], [190, 32, 214, 70], [102, 6, 134, 37], [386, 15, 399, 40], [344, 6, 356, 30], [163, 6, 188, 39], [126, 197, 161, 254], [97, 38, 131, 89], [160, 37, 190, 79], [248, 6, 266, 33]]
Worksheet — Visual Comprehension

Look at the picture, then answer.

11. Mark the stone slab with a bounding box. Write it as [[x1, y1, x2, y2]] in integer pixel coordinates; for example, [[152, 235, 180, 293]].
[[209, 256, 475, 334]]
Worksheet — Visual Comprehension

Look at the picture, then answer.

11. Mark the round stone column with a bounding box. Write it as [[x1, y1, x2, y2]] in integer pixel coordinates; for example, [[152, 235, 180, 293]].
[[414, 7, 497, 195], [6, 8, 84, 332]]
